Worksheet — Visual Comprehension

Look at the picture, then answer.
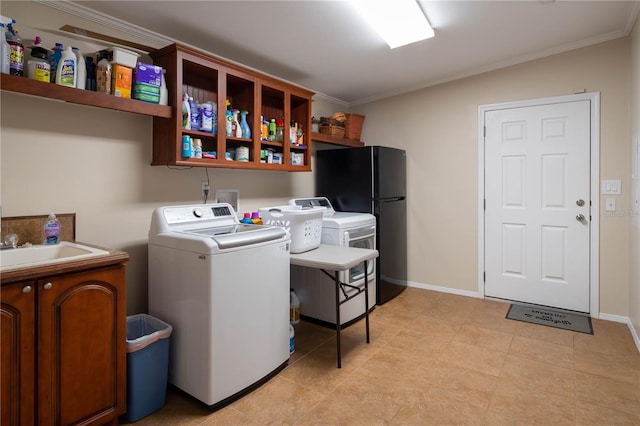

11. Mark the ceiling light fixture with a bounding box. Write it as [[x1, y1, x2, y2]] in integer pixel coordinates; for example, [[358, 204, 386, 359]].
[[351, 0, 434, 49]]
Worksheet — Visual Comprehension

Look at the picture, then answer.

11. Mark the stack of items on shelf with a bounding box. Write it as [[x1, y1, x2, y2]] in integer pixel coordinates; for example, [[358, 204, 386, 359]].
[[319, 112, 347, 138], [0, 15, 167, 105]]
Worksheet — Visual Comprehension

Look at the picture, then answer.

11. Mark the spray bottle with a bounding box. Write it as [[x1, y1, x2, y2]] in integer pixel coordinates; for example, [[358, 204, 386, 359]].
[[72, 47, 86, 89], [181, 93, 191, 129], [44, 213, 61, 245], [0, 23, 9, 74]]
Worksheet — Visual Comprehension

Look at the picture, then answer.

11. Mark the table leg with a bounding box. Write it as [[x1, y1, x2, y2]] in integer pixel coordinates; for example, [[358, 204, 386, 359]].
[[364, 260, 370, 344], [335, 270, 341, 368]]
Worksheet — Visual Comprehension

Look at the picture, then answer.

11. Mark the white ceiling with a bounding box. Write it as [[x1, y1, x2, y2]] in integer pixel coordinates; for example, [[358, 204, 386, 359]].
[[69, 0, 639, 106]]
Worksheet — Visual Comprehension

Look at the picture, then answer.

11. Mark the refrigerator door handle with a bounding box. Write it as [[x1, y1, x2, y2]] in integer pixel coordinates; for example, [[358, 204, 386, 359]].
[[377, 196, 406, 202]]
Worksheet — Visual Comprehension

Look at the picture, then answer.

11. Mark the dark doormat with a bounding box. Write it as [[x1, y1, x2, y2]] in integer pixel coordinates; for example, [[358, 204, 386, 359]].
[[506, 304, 593, 334]]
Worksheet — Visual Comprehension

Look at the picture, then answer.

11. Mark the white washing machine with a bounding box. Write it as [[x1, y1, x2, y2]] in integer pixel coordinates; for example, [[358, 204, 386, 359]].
[[148, 203, 290, 408], [289, 197, 376, 326]]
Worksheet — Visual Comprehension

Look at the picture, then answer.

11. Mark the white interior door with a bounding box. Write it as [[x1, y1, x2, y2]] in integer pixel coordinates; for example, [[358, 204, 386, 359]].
[[483, 99, 591, 312]]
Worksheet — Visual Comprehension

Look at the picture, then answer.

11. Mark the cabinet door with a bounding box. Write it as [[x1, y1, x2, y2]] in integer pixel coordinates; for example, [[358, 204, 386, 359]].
[[38, 266, 126, 425], [1, 282, 36, 426]]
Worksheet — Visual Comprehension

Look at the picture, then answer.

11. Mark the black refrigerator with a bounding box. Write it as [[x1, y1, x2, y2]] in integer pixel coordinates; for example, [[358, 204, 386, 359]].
[[316, 146, 407, 305]]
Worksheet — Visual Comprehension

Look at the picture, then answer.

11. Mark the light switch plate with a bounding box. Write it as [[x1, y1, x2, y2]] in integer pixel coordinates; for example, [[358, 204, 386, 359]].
[[601, 179, 621, 195]]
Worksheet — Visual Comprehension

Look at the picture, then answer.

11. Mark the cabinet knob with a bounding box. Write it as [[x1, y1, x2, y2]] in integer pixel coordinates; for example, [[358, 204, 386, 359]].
[[22, 285, 32, 294], [43, 282, 53, 290]]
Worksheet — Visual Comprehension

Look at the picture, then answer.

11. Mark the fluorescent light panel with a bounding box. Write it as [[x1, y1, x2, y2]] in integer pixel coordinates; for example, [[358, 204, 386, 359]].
[[351, 0, 434, 49]]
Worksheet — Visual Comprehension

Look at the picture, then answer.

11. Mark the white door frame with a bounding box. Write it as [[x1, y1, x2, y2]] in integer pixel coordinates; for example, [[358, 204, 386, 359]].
[[477, 93, 600, 317]]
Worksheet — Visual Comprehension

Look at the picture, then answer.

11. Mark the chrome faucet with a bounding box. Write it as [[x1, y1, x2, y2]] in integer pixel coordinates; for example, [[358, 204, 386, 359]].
[[2, 233, 19, 249]]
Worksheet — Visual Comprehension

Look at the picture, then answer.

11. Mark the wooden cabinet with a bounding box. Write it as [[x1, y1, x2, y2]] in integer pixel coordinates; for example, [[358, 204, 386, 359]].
[[1, 263, 127, 426], [150, 43, 314, 171]]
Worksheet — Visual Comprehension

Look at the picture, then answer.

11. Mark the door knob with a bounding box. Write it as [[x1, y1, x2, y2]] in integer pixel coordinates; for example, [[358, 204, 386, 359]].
[[576, 199, 585, 206], [43, 282, 53, 290], [576, 214, 586, 223]]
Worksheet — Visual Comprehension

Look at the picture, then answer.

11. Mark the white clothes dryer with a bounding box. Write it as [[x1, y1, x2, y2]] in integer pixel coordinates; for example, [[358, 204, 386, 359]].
[[289, 197, 376, 326]]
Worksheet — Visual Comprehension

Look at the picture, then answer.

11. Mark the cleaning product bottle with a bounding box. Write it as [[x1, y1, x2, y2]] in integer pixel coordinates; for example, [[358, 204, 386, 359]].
[[159, 68, 168, 105], [289, 324, 295, 355], [49, 42, 63, 83], [225, 109, 233, 136], [231, 109, 241, 138], [44, 213, 61, 245], [181, 93, 191, 129], [72, 47, 86, 89], [240, 110, 251, 139], [241, 213, 254, 224], [27, 36, 50, 83], [7, 23, 24, 76], [85, 56, 96, 91], [0, 23, 10, 74], [96, 53, 111, 94], [181, 135, 192, 159], [250, 212, 263, 225], [189, 96, 200, 131], [290, 289, 300, 324], [56, 46, 76, 87]]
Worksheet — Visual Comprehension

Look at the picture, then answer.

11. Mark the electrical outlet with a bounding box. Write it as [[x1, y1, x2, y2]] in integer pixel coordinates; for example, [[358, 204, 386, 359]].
[[201, 182, 210, 197]]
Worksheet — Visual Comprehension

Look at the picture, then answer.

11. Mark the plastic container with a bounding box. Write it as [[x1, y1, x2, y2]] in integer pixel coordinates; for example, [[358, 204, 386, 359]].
[[7, 24, 24, 76], [125, 314, 172, 423], [55, 46, 76, 87], [111, 46, 139, 68], [49, 42, 63, 83], [159, 69, 168, 105], [43, 212, 60, 245], [289, 324, 295, 355], [96, 55, 111, 94], [27, 37, 50, 83], [251, 212, 263, 225], [72, 47, 86, 89], [258, 205, 324, 253], [0, 24, 10, 74], [181, 94, 191, 129], [290, 289, 300, 325], [181, 135, 192, 159], [241, 213, 254, 224]]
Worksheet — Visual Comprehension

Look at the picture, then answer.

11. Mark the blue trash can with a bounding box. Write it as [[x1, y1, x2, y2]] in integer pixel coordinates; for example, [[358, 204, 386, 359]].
[[124, 314, 173, 423]]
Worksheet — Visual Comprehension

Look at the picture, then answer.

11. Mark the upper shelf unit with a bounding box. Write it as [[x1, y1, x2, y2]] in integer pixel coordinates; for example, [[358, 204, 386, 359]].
[[0, 73, 172, 118], [150, 43, 314, 171]]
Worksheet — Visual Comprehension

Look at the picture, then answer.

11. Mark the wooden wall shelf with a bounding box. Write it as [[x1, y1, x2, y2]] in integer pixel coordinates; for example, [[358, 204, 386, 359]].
[[0, 73, 172, 118], [311, 132, 364, 147]]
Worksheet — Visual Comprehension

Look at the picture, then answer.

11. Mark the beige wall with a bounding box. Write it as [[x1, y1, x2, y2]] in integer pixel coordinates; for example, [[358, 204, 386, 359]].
[[630, 18, 640, 337], [354, 38, 632, 317]]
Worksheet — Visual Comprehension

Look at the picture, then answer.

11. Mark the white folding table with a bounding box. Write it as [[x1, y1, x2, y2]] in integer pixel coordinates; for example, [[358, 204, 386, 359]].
[[289, 244, 379, 368]]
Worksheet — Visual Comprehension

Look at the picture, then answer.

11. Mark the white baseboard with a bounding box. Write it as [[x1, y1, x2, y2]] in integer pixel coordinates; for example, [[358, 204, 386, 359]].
[[406, 280, 480, 299], [590, 313, 640, 353]]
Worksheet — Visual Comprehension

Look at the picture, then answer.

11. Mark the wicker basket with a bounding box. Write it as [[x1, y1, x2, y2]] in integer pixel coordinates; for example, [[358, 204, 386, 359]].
[[319, 117, 346, 138], [344, 113, 365, 140]]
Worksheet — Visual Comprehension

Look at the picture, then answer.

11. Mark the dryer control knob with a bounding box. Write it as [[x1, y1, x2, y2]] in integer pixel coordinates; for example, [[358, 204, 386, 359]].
[[193, 208, 203, 218]]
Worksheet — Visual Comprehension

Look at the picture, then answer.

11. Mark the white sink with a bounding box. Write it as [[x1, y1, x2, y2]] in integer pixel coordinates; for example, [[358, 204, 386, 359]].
[[0, 242, 110, 272]]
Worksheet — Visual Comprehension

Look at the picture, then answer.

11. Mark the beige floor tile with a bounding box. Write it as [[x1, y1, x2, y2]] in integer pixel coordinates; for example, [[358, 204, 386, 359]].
[[513, 320, 576, 347], [500, 354, 575, 399], [295, 394, 387, 426], [278, 349, 359, 393], [487, 381, 576, 425], [574, 350, 640, 385], [196, 407, 262, 425], [403, 312, 462, 339], [330, 367, 420, 421], [464, 306, 519, 335], [361, 344, 434, 385], [230, 376, 325, 424], [575, 371, 640, 418], [574, 319, 639, 356], [439, 340, 507, 377], [452, 323, 514, 352], [509, 335, 575, 369], [414, 359, 498, 409], [390, 387, 487, 425], [575, 400, 640, 426]]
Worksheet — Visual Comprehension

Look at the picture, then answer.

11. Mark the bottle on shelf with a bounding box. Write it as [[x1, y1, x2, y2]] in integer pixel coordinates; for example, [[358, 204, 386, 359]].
[[159, 69, 168, 105], [6, 22, 24, 76], [241, 213, 254, 224], [55, 46, 76, 87], [240, 110, 251, 139], [290, 289, 300, 324], [181, 93, 191, 129], [276, 118, 284, 142], [260, 116, 268, 141], [26, 36, 50, 83], [268, 118, 276, 141], [72, 47, 86, 89], [231, 109, 241, 138], [251, 212, 263, 225], [1, 24, 10, 74], [181, 134, 192, 159], [96, 52, 112, 94], [49, 42, 63, 83], [85, 56, 96, 91], [189, 96, 200, 131]]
